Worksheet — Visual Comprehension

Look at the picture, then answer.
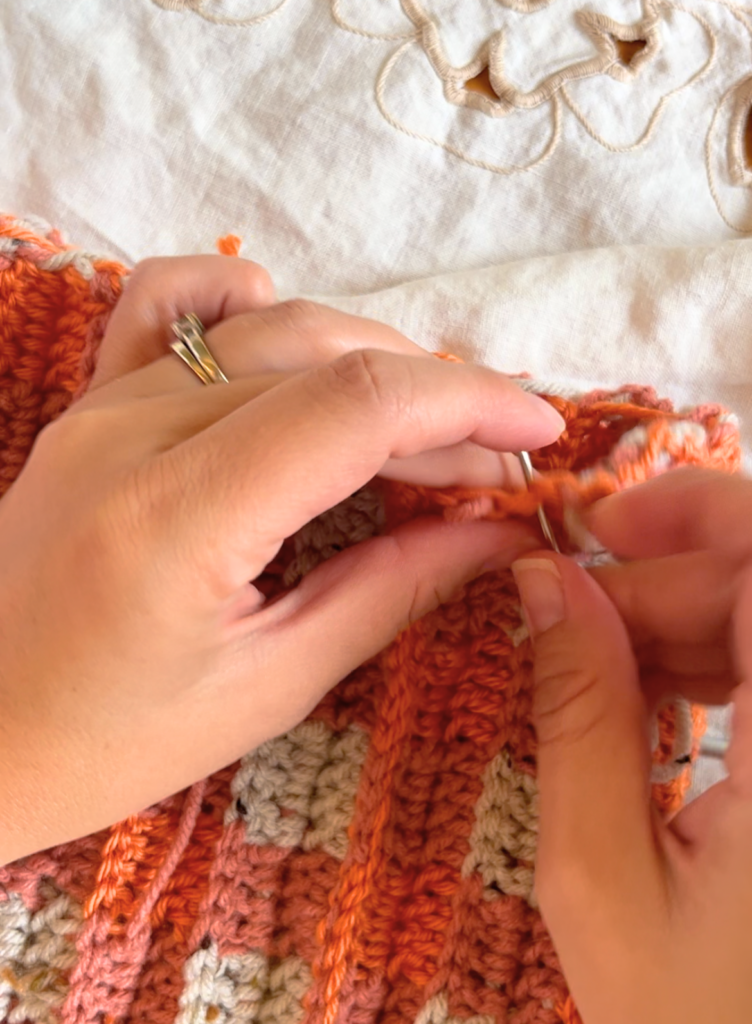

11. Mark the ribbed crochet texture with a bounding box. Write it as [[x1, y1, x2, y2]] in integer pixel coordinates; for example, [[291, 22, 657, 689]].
[[0, 215, 741, 1024]]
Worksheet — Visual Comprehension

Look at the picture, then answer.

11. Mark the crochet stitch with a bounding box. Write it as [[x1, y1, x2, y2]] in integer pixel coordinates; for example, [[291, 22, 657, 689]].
[[0, 215, 741, 1024]]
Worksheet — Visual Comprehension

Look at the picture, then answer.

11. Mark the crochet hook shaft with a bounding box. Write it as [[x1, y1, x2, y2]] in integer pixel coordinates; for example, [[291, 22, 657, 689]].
[[518, 451, 560, 553]]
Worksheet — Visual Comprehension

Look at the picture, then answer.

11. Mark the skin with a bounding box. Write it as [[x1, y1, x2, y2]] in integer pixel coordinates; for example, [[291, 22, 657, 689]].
[[0, 255, 563, 864], [3, 254, 749, 1021], [514, 470, 752, 1024]]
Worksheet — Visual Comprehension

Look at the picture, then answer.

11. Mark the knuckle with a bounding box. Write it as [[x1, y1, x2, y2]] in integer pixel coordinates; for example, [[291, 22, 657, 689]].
[[375, 532, 449, 628], [533, 661, 606, 747], [324, 348, 401, 415], [238, 261, 275, 306], [407, 580, 447, 625], [270, 298, 328, 335], [127, 256, 170, 290], [128, 256, 275, 307], [123, 258, 179, 314], [31, 410, 96, 470]]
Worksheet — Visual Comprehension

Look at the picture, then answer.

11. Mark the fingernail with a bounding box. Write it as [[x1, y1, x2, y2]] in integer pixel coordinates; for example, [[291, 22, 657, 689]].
[[511, 558, 565, 636]]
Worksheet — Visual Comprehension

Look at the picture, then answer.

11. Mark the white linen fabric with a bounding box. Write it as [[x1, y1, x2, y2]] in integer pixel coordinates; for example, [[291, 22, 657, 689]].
[[2, 0, 750, 440], [1, 0, 751, 294], [316, 239, 752, 468]]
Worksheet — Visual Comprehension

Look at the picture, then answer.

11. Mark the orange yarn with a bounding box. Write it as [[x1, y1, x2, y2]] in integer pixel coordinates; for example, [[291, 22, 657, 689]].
[[0, 217, 740, 1024], [216, 234, 242, 257], [558, 996, 585, 1024], [0, 215, 124, 496]]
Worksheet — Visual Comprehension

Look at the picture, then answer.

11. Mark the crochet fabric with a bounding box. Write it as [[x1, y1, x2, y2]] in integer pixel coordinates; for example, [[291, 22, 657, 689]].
[[0, 215, 741, 1024]]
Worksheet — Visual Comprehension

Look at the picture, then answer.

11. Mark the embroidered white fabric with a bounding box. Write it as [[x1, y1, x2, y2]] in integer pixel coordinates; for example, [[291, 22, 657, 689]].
[[0, 0, 746, 794], [0, 0, 751, 291]]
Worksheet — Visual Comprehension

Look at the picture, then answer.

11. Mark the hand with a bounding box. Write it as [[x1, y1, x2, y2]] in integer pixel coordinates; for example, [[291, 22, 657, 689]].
[[0, 255, 564, 865], [512, 467, 752, 1024]]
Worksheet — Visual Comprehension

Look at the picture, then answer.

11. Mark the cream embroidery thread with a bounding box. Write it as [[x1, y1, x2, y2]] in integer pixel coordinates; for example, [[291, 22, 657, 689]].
[[376, 40, 563, 175], [727, 73, 752, 187], [154, 0, 752, 229], [368, 0, 719, 175], [399, 0, 664, 113], [705, 72, 752, 231], [561, 1, 717, 153], [151, 0, 290, 27], [330, 0, 415, 41]]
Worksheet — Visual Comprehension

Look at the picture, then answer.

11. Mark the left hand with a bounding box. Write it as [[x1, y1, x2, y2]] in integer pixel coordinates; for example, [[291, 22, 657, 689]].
[[0, 255, 564, 863]]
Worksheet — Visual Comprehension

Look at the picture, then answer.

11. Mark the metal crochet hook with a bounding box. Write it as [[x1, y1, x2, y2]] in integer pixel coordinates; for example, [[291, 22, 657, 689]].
[[518, 452, 560, 553]]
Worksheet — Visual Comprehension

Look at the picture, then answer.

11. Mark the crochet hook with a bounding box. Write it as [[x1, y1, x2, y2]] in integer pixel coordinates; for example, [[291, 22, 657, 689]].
[[518, 451, 560, 553]]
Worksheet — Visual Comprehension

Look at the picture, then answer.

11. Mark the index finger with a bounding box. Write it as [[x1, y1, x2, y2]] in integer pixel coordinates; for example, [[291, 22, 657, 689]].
[[162, 347, 565, 589], [586, 467, 752, 561], [590, 549, 735, 646], [588, 467, 752, 802]]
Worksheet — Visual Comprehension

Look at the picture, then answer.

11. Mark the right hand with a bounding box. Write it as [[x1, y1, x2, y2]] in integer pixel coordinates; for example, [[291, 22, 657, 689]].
[[512, 467, 752, 1024]]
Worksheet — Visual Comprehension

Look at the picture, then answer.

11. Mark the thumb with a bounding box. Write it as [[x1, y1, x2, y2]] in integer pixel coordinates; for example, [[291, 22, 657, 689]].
[[511, 554, 659, 924], [254, 516, 539, 705]]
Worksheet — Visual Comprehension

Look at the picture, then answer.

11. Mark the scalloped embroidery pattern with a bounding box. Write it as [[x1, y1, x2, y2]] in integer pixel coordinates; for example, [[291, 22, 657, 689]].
[[497, 0, 556, 12], [151, 0, 752, 229], [706, 72, 752, 231], [151, 0, 290, 27], [333, 0, 752, 227], [561, 1, 717, 153], [728, 74, 752, 187], [375, 40, 563, 175], [330, 0, 415, 40], [693, 0, 752, 230], [399, 0, 667, 113], [373, 0, 716, 162]]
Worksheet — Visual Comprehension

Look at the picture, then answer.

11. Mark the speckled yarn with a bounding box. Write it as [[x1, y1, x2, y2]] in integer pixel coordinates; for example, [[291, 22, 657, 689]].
[[0, 215, 740, 1024]]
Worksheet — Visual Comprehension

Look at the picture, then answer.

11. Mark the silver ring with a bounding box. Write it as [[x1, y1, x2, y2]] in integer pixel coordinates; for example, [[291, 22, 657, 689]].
[[170, 313, 229, 386]]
